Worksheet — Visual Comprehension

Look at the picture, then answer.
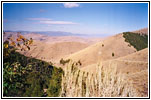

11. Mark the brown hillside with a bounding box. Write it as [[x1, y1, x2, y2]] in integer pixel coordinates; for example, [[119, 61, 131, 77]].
[[24, 33, 103, 44], [82, 48, 148, 73], [118, 48, 148, 62], [19, 40, 89, 63], [66, 33, 136, 67], [81, 48, 148, 97]]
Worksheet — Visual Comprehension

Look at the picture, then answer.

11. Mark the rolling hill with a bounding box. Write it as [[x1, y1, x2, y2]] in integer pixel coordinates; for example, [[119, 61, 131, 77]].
[[81, 47, 148, 73], [23, 33, 103, 44], [66, 33, 136, 67], [19, 40, 89, 63]]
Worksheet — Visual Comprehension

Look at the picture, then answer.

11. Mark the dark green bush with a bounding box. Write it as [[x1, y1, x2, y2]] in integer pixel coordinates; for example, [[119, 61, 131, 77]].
[[47, 67, 63, 97], [123, 32, 148, 51]]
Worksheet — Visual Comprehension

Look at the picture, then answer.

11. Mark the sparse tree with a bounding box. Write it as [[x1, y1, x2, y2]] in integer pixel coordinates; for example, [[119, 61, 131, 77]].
[[112, 52, 114, 57]]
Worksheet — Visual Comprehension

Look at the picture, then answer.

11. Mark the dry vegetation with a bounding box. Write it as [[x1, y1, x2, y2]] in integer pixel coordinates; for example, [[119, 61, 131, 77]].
[[60, 61, 145, 97], [127, 69, 148, 97], [4, 28, 148, 97]]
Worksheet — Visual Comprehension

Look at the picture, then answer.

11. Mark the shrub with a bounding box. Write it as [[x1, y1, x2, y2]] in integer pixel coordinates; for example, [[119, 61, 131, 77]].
[[123, 32, 148, 51], [77, 60, 82, 66], [47, 67, 63, 97], [3, 47, 63, 97], [3, 33, 63, 97], [112, 53, 114, 57], [128, 44, 131, 47], [60, 58, 70, 65]]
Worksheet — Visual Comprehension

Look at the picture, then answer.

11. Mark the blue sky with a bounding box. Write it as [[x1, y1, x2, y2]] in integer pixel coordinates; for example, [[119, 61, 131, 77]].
[[3, 3, 148, 35]]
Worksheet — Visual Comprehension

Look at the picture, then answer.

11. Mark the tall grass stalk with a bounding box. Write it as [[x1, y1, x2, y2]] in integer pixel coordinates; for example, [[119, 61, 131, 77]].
[[60, 61, 141, 97]]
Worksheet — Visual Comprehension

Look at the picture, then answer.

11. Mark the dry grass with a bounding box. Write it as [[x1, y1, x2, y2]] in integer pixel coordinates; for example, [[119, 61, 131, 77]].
[[127, 69, 148, 97], [60, 61, 143, 97]]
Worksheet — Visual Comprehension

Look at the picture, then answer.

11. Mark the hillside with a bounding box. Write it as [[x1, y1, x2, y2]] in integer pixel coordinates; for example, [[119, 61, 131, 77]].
[[66, 33, 136, 67], [81, 48, 148, 73], [81, 48, 148, 97], [118, 48, 148, 62], [19, 40, 89, 63], [4, 32, 104, 64], [23, 33, 102, 44]]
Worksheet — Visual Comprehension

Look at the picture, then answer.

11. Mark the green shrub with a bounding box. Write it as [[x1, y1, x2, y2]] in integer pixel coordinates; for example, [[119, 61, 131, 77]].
[[123, 32, 148, 51], [47, 67, 63, 97], [3, 42, 63, 97]]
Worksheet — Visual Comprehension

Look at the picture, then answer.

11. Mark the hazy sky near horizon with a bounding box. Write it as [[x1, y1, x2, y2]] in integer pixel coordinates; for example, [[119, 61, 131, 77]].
[[3, 3, 148, 35]]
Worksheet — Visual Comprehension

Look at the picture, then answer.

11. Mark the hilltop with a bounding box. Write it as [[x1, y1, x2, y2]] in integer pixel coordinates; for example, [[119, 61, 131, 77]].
[[133, 28, 148, 35]]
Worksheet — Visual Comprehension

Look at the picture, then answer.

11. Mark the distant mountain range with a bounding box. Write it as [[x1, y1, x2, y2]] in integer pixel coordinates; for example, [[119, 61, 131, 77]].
[[4, 30, 109, 37], [4, 30, 78, 36], [4, 27, 148, 38]]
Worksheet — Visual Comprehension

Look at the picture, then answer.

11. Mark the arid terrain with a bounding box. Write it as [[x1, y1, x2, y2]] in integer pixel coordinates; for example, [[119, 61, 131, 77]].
[[4, 28, 148, 97]]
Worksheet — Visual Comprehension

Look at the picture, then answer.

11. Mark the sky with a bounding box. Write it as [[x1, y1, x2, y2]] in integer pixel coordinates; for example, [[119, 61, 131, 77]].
[[3, 3, 148, 35]]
